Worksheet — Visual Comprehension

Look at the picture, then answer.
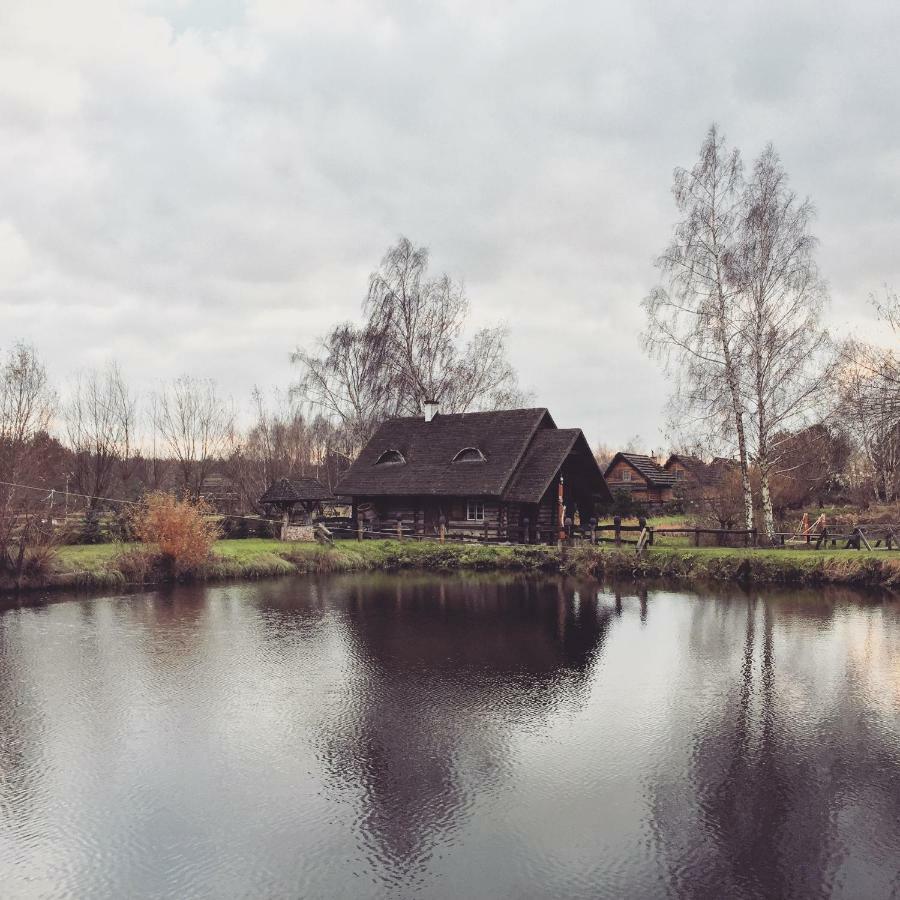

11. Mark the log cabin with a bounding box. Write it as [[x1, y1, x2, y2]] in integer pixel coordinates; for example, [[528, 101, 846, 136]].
[[663, 454, 740, 500], [335, 406, 611, 542], [603, 452, 676, 505]]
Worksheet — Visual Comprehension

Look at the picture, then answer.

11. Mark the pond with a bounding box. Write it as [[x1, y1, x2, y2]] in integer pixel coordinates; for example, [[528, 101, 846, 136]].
[[1, 574, 899, 899]]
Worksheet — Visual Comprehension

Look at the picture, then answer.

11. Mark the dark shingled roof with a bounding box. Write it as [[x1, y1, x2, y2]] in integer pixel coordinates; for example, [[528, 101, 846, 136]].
[[504, 429, 610, 503], [336, 408, 553, 497], [259, 476, 334, 506], [605, 452, 677, 487], [335, 408, 611, 504], [665, 454, 740, 487]]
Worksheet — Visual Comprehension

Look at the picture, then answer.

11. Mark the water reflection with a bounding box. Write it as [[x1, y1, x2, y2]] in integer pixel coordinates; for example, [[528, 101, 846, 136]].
[[318, 575, 615, 886], [0, 575, 898, 899]]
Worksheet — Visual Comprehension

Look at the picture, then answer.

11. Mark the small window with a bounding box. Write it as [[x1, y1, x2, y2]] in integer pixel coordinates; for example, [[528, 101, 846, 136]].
[[674, 468, 683, 480], [622, 469, 631, 482], [452, 447, 486, 463], [466, 500, 485, 522], [375, 449, 405, 466]]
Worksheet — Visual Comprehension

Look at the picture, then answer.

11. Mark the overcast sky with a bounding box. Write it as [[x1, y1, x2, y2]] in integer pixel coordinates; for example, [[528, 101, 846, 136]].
[[1, 0, 898, 450]]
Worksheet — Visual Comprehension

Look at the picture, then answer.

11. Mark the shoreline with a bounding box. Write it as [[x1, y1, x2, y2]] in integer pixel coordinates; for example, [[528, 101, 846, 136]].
[[2, 539, 899, 600]]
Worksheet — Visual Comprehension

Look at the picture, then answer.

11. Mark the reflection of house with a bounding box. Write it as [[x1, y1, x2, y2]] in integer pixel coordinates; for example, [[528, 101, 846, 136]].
[[335, 406, 611, 542], [603, 453, 675, 504], [329, 574, 617, 873]]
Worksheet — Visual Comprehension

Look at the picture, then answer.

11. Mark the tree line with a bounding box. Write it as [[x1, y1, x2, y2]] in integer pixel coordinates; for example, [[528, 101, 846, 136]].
[[0, 237, 526, 574], [645, 125, 899, 541]]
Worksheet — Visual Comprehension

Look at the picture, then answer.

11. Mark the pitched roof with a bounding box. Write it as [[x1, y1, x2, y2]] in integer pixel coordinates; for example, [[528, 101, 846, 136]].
[[606, 452, 676, 487], [259, 476, 334, 506], [335, 408, 553, 497], [504, 429, 610, 503], [664, 454, 740, 487]]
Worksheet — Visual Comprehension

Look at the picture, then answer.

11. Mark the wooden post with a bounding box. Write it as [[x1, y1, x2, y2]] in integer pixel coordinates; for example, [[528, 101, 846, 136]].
[[357, 514, 363, 542], [887, 529, 894, 551], [523, 516, 530, 545], [694, 527, 700, 548], [590, 517, 597, 546], [439, 515, 446, 544], [648, 526, 654, 546], [614, 515, 621, 547], [397, 520, 403, 542]]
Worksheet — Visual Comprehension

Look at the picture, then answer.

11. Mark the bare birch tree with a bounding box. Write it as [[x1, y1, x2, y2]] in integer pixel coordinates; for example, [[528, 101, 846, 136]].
[[837, 357, 899, 502], [65, 362, 136, 509], [294, 236, 528, 448], [365, 236, 525, 414], [836, 291, 900, 502], [643, 125, 754, 530], [152, 376, 234, 497], [292, 320, 397, 453], [734, 145, 833, 541], [0, 342, 56, 578]]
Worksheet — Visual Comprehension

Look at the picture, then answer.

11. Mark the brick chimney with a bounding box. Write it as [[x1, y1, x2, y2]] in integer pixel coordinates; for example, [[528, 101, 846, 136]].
[[424, 399, 439, 422]]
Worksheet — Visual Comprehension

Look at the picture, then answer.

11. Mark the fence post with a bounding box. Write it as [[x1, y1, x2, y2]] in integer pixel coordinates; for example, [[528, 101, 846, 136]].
[[357, 514, 363, 542], [397, 520, 403, 542], [694, 527, 700, 548], [648, 526, 654, 546], [523, 516, 530, 545], [590, 517, 597, 546], [439, 516, 446, 544], [887, 529, 894, 551], [614, 515, 621, 547]]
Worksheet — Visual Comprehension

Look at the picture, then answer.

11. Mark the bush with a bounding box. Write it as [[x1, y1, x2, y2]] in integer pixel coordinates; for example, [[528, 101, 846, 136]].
[[609, 489, 647, 519], [132, 492, 221, 575]]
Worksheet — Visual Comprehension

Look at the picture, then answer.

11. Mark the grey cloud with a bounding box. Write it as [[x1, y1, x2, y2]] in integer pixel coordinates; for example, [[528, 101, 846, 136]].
[[0, 0, 897, 448]]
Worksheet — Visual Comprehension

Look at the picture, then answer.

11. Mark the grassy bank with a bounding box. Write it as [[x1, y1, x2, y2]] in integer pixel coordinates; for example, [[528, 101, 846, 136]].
[[2, 537, 896, 595]]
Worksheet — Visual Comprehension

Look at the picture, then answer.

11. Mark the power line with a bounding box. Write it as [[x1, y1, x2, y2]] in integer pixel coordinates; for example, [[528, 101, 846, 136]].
[[0, 479, 285, 524]]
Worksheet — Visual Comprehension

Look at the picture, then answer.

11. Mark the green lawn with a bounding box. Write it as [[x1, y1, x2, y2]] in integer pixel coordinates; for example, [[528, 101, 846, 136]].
[[643, 544, 888, 563], [36, 536, 898, 594]]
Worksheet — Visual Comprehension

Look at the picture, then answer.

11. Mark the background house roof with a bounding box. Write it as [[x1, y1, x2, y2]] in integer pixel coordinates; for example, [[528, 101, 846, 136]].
[[606, 452, 676, 488], [336, 408, 555, 497], [665, 454, 740, 487]]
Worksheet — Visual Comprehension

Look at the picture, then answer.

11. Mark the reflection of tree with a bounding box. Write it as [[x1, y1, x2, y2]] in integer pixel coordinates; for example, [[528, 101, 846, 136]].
[[651, 594, 900, 900], [319, 574, 616, 882]]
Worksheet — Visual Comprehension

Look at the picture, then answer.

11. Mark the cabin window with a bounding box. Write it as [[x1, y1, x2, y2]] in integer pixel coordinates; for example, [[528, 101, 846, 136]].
[[674, 468, 683, 480], [466, 500, 485, 522], [452, 447, 486, 463], [374, 449, 405, 466], [621, 469, 631, 482]]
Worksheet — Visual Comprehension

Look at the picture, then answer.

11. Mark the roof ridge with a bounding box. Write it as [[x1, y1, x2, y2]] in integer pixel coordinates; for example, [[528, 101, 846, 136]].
[[505, 427, 580, 501], [497, 409, 555, 496]]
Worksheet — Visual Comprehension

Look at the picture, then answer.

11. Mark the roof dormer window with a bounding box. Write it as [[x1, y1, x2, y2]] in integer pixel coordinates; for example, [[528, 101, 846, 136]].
[[375, 449, 406, 466], [452, 447, 486, 463]]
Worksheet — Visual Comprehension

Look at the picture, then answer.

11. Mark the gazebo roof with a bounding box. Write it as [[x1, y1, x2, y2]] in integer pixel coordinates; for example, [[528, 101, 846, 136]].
[[259, 477, 334, 507]]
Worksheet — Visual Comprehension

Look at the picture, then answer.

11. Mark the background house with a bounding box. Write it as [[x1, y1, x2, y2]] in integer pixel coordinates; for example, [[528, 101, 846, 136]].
[[603, 452, 676, 506], [335, 407, 611, 542]]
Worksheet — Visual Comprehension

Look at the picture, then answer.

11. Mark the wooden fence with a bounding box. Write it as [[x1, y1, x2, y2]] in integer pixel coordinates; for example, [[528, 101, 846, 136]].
[[330, 515, 900, 552]]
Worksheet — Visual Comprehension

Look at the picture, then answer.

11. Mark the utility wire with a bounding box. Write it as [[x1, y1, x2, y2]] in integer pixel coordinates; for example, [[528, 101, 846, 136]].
[[0, 479, 289, 525]]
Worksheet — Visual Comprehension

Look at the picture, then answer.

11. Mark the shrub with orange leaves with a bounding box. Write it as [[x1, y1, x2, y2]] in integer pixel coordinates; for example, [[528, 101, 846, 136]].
[[132, 492, 221, 575]]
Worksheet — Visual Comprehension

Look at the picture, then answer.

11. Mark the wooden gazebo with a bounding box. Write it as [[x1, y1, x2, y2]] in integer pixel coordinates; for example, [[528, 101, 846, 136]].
[[259, 477, 335, 537]]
